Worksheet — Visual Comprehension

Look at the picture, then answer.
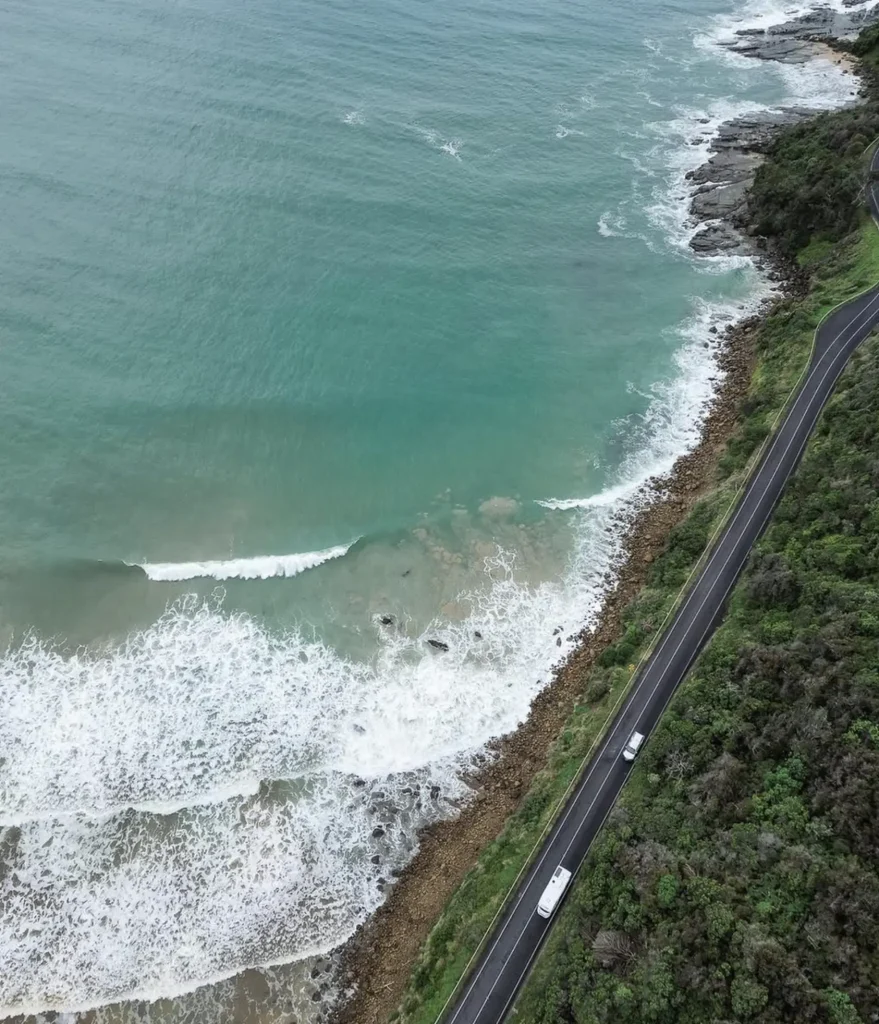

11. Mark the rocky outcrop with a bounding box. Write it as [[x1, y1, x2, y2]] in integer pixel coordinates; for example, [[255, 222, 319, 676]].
[[725, 2, 879, 64], [685, 1, 879, 259], [687, 108, 818, 257]]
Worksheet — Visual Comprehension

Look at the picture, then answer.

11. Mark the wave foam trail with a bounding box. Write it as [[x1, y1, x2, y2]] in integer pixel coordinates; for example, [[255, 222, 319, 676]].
[[135, 542, 355, 581], [541, 280, 774, 515], [1, 541, 617, 824]]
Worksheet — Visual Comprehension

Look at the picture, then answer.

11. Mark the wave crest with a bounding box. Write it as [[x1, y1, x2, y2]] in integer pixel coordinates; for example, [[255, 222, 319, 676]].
[[134, 543, 356, 582]]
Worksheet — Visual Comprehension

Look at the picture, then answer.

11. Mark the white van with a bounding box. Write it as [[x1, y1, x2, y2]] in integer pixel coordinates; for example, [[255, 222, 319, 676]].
[[537, 865, 572, 918], [622, 730, 645, 761]]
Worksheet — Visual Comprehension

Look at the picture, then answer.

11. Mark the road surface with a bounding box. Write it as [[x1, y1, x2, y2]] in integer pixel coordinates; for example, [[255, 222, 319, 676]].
[[442, 182, 879, 1024]]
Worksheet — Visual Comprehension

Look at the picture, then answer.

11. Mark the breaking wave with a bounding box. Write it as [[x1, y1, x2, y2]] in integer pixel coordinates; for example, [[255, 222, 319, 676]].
[[133, 543, 357, 582]]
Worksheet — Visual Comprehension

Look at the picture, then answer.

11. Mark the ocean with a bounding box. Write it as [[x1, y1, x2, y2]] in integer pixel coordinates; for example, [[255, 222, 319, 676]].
[[0, 0, 866, 1020]]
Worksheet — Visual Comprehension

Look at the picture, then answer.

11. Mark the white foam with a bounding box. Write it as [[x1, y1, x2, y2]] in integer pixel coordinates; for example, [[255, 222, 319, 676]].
[[697, 0, 879, 53], [0, 542, 626, 1013], [135, 543, 355, 582], [342, 109, 364, 125], [540, 479, 642, 512], [410, 124, 464, 160], [597, 211, 628, 238], [541, 279, 774, 516], [776, 54, 861, 109], [0, 775, 437, 1017], [1, 537, 621, 827]]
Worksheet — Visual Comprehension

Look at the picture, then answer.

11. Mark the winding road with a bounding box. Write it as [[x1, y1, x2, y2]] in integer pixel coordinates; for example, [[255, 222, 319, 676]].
[[441, 169, 879, 1024]]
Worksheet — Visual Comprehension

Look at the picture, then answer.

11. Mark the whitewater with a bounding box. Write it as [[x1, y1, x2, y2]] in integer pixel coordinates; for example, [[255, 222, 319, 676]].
[[0, 0, 871, 1021], [134, 542, 357, 582]]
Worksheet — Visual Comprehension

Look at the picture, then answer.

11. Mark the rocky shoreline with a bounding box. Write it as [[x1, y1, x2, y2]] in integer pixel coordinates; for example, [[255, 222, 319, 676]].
[[328, 13, 872, 1024], [689, 4, 877, 258]]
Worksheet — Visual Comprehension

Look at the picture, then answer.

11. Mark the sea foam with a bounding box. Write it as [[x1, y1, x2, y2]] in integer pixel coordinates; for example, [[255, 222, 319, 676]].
[[135, 543, 356, 582]]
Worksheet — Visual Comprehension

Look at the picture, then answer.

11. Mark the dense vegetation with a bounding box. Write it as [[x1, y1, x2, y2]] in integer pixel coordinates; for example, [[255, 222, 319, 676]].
[[747, 33, 879, 256], [393, 29, 879, 1024], [748, 108, 879, 254], [514, 34, 879, 1024]]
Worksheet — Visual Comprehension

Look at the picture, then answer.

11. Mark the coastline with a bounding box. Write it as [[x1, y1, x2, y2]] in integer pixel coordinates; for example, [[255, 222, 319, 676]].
[[335, 306, 765, 1024], [330, 10, 876, 1024]]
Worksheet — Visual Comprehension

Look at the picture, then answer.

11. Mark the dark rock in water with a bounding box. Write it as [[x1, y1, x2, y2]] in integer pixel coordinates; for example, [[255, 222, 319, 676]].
[[311, 991, 322, 1003], [372, 826, 385, 838], [352, 777, 366, 787], [474, 630, 483, 639], [430, 785, 441, 801], [379, 614, 395, 626], [402, 569, 411, 577], [690, 222, 754, 256], [377, 876, 387, 887], [371, 854, 381, 864], [391, 867, 404, 877], [556, 636, 563, 647], [352, 723, 366, 734], [427, 638, 449, 652], [310, 966, 322, 979]]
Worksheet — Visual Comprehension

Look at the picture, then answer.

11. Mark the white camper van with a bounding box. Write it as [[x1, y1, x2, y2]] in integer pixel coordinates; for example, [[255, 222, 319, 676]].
[[622, 730, 645, 761], [537, 865, 572, 918]]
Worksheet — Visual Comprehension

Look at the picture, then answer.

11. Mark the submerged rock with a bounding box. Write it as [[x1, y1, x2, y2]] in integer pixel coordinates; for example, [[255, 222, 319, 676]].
[[427, 638, 449, 652]]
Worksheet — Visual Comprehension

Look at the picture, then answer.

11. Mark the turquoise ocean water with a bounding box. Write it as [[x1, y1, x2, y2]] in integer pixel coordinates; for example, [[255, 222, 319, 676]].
[[0, 0, 864, 1020]]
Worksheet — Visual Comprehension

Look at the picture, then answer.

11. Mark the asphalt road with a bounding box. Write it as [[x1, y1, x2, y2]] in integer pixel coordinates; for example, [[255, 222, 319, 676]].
[[443, 185, 879, 1024]]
